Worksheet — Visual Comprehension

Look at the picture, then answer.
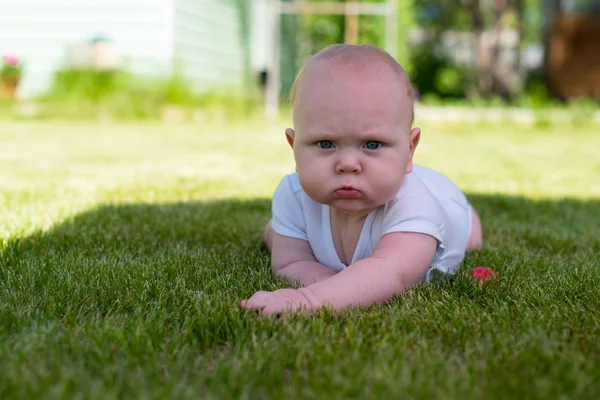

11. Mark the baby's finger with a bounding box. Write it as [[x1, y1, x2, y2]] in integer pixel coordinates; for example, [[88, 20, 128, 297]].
[[240, 299, 264, 310], [262, 304, 285, 318], [242, 292, 270, 309]]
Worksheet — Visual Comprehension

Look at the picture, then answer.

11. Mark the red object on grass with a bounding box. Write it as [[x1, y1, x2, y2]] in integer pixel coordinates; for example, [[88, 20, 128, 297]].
[[470, 266, 498, 282]]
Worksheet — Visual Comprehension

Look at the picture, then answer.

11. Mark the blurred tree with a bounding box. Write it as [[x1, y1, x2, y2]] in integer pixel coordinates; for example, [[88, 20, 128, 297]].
[[279, 0, 547, 100], [294, 0, 414, 64], [396, 0, 416, 74], [413, 0, 544, 99], [279, 0, 415, 97]]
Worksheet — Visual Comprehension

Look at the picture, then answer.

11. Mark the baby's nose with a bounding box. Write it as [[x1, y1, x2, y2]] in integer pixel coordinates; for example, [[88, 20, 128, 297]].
[[336, 152, 361, 173]]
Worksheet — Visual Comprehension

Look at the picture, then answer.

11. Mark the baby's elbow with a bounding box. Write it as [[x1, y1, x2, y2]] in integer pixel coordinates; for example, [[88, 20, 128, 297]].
[[271, 264, 282, 277], [270, 258, 287, 276]]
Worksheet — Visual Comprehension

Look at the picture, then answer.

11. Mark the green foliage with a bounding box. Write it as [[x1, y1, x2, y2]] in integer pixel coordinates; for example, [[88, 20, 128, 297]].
[[38, 69, 161, 120], [300, 0, 344, 53], [413, 63, 599, 123], [33, 67, 257, 121], [43, 68, 133, 102], [434, 66, 469, 96], [511, 72, 598, 126], [515, 73, 556, 109], [278, 0, 416, 96], [296, 0, 413, 60], [396, 0, 416, 74], [161, 74, 196, 106], [410, 46, 476, 99], [415, 1, 472, 31], [280, 10, 304, 97]]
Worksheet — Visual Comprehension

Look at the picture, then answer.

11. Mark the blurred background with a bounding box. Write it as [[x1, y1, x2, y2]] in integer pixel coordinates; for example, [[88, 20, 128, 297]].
[[0, 0, 598, 122]]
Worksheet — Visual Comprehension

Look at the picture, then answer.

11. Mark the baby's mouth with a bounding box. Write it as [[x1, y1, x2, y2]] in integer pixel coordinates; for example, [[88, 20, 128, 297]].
[[335, 186, 361, 199]]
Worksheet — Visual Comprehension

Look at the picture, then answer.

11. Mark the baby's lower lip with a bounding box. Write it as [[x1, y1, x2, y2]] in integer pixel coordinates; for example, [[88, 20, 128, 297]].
[[335, 189, 361, 199]]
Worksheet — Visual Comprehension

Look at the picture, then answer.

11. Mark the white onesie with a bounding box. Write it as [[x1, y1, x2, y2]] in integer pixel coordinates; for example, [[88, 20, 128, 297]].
[[271, 165, 473, 281]]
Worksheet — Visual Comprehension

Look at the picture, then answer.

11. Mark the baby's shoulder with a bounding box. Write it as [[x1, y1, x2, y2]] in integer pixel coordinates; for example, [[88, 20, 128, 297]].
[[381, 171, 444, 222], [390, 169, 435, 202], [274, 172, 304, 200]]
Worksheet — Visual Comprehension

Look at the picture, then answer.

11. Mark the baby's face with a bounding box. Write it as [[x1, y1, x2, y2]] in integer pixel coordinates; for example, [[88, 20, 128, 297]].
[[289, 65, 419, 217]]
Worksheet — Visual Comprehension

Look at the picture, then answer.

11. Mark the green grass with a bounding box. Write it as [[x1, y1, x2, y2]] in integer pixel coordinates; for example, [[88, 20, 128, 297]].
[[1, 118, 599, 399]]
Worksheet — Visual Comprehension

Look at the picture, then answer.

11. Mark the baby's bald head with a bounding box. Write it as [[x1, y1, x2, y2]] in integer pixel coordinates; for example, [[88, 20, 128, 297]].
[[290, 44, 415, 125]]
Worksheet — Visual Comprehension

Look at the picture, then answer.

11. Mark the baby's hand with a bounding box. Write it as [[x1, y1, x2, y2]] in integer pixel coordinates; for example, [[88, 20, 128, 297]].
[[240, 288, 313, 316]]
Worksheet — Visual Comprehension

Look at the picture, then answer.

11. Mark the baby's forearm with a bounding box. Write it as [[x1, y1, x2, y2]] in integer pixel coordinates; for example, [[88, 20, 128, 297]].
[[274, 261, 337, 286], [299, 257, 407, 310]]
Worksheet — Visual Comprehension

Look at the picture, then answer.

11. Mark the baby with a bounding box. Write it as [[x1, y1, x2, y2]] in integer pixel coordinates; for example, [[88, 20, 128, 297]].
[[240, 44, 482, 316]]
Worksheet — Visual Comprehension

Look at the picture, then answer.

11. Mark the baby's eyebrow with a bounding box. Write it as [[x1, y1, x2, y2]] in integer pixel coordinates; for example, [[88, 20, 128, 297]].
[[305, 132, 395, 144], [302, 131, 340, 140]]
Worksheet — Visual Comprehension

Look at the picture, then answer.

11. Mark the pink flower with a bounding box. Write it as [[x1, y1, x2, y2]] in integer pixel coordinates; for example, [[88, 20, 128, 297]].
[[2, 54, 21, 68]]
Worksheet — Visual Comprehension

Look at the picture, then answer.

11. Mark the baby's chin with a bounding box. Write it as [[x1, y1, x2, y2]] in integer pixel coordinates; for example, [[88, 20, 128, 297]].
[[328, 198, 385, 216]]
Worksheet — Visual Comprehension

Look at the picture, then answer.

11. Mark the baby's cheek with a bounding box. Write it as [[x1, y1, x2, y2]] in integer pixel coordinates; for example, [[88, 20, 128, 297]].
[[301, 159, 327, 176], [298, 174, 328, 202], [375, 173, 404, 200]]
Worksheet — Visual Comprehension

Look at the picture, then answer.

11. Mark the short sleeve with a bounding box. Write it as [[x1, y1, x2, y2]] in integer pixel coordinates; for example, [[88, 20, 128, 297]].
[[381, 189, 445, 246], [271, 175, 308, 241]]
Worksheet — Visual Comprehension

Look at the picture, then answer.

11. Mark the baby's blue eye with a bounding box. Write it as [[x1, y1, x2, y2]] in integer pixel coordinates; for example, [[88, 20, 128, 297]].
[[365, 141, 381, 150], [317, 140, 334, 149]]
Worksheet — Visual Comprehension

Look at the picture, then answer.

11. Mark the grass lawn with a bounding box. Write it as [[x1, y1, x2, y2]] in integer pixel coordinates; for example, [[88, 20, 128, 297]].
[[1, 118, 599, 399]]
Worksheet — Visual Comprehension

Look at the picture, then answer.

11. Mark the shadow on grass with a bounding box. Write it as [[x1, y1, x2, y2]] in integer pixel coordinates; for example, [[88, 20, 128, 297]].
[[3, 193, 598, 264], [4, 198, 272, 257], [1, 194, 599, 337], [0, 199, 274, 337]]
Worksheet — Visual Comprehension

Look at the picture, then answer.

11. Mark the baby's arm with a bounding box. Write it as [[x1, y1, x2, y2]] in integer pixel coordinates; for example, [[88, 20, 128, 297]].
[[271, 232, 336, 286], [242, 231, 437, 315], [299, 232, 437, 310]]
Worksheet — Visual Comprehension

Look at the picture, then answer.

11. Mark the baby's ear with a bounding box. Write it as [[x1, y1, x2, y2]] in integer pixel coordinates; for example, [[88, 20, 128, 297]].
[[405, 127, 421, 174], [409, 127, 421, 150], [285, 128, 296, 148]]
